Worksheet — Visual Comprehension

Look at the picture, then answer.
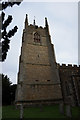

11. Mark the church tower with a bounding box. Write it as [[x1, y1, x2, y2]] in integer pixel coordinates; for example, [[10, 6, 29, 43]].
[[16, 14, 62, 105]]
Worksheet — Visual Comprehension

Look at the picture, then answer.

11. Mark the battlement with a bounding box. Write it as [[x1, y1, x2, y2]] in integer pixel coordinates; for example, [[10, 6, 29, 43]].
[[28, 24, 44, 29], [24, 14, 49, 31], [57, 63, 80, 69]]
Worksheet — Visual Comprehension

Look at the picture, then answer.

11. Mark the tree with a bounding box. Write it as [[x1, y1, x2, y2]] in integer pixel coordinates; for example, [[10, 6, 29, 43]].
[[2, 74, 12, 105], [0, 0, 23, 62], [10, 84, 17, 104], [2, 74, 17, 105]]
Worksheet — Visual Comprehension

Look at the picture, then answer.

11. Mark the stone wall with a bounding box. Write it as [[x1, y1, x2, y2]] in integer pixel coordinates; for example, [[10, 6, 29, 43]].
[[15, 16, 62, 105], [22, 84, 62, 101], [57, 63, 80, 106]]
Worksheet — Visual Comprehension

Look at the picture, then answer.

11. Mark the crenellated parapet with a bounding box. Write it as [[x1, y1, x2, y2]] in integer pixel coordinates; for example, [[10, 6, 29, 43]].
[[57, 63, 80, 69]]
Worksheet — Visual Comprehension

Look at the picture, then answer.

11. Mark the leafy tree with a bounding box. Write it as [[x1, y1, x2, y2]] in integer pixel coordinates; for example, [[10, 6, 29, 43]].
[[2, 74, 12, 105], [0, 0, 23, 62], [2, 74, 17, 105], [10, 84, 17, 104]]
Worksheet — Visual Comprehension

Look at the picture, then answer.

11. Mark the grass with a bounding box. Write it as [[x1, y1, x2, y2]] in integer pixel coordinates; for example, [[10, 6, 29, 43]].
[[23, 105, 65, 118], [2, 105, 80, 119]]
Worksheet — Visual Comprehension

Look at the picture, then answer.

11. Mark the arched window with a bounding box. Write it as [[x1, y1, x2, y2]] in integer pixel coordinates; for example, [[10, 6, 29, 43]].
[[34, 32, 40, 43]]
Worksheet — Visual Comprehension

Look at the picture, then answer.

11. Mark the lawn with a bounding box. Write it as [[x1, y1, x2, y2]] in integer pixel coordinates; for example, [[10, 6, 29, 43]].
[[2, 104, 80, 119]]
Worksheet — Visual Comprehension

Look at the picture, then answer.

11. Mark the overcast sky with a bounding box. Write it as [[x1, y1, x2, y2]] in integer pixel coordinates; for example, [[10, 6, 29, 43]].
[[0, 1, 78, 84]]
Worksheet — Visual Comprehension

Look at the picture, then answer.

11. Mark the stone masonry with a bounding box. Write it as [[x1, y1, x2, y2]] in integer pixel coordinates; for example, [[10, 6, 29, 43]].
[[15, 14, 80, 106], [58, 64, 80, 106], [15, 14, 62, 105]]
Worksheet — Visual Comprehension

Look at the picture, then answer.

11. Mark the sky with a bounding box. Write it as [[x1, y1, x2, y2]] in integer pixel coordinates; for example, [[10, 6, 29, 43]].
[[0, 1, 79, 84]]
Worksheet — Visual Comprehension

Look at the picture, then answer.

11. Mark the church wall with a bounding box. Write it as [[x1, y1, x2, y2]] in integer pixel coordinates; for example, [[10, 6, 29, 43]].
[[16, 17, 63, 104], [58, 64, 80, 106], [24, 64, 52, 83], [24, 26, 47, 46], [22, 84, 62, 101], [23, 44, 50, 65]]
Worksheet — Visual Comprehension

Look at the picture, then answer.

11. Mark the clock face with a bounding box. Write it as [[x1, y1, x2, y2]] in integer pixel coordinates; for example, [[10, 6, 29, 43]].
[[34, 32, 40, 43]]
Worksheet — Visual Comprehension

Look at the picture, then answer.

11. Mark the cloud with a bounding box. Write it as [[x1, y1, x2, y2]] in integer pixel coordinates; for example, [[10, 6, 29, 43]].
[[53, 22, 78, 64]]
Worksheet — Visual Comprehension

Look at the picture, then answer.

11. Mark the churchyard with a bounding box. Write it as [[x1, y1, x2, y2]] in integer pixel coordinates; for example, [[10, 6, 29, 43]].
[[2, 104, 80, 119]]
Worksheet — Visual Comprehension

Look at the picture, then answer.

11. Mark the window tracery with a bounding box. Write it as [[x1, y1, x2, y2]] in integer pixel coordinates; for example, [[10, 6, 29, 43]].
[[34, 32, 40, 43]]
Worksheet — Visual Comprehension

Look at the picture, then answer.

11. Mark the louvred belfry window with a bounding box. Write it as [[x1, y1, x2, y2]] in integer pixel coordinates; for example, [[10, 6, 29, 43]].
[[34, 32, 40, 43]]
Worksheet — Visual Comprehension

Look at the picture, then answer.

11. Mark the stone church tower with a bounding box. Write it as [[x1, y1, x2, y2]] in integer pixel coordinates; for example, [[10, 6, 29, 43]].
[[15, 14, 62, 105]]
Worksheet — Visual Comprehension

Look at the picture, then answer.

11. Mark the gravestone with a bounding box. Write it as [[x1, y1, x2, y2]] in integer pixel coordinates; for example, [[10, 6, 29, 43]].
[[39, 103, 44, 112], [66, 105, 72, 118], [20, 104, 23, 120], [59, 103, 64, 114]]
